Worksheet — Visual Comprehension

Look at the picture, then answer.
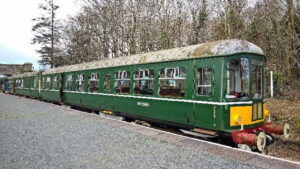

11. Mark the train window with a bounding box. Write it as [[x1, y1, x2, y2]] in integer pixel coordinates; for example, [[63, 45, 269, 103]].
[[21, 79, 23, 88], [46, 77, 51, 89], [57, 76, 61, 88], [251, 59, 263, 99], [18, 79, 21, 88], [115, 71, 130, 94], [53, 76, 58, 89], [42, 77, 45, 89], [76, 74, 85, 92], [33, 77, 37, 88], [103, 74, 111, 91], [66, 75, 73, 91], [159, 67, 185, 97], [134, 69, 154, 95], [197, 68, 212, 95], [16, 80, 19, 88], [226, 58, 249, 100], [89, 73, 99, 92]]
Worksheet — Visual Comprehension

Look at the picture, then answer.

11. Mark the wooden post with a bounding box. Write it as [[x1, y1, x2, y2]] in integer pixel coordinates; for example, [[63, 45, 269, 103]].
[[270, 71, 273, 98]]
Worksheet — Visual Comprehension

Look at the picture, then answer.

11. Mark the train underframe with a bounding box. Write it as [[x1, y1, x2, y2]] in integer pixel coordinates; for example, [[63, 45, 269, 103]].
[[230, 122, 290, 152]]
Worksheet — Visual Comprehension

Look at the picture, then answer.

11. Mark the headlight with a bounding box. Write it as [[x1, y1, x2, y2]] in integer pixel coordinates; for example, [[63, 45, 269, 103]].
[[234, 115, 242, 125]]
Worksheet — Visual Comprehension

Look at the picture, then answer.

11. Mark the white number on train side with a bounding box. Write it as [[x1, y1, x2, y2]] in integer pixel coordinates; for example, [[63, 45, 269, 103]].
[[137, 102, 149, 107]]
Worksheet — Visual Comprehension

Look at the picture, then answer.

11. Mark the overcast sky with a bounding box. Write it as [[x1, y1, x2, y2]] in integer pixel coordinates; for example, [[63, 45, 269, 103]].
[[0, 0, 82, 70]]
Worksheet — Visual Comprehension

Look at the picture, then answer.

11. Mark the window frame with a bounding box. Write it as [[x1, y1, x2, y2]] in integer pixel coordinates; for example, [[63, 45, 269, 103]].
[[88, 72, 99, 93], [225, 57, 250, 101], [133, 69, 154, 96], [158, 67, 186, 98], [250, 58, 264, 100], [196, 67, 213, 96], [52, 76, 58, 90], [46, 77, 51, 89], [76, 73, 85, 92], [33, 77, 37, 88], [114, 70, 131, 94], [103, 74, 111, 92], [65, 74, 73, 91]]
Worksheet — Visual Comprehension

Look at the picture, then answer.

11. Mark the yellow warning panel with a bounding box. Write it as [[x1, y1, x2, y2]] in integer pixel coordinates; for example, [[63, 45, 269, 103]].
[[230, 106, 265, 127]]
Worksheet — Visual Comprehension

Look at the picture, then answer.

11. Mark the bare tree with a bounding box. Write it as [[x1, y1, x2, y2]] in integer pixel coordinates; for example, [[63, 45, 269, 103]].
[[32, 0, 60, 68]]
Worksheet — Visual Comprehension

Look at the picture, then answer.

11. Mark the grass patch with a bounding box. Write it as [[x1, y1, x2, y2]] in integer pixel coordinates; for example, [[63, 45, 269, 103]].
[[295, 116, 300, 130]]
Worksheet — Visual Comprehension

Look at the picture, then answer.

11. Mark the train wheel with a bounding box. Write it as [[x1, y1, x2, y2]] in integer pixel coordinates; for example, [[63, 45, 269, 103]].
[[283, 123, 290, 139], [256, 132, 267, 152], [237, 144, 251, 151], [265, 132, 275, 146]]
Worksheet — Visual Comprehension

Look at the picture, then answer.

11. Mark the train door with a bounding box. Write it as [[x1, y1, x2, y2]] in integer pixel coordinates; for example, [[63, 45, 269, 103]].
[[59, 73, 64, 103], [100, 69, 113, 111], [193, 59, 216, 130]]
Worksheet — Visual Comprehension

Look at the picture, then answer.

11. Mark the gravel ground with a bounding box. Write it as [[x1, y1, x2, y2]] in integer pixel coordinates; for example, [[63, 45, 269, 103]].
[[0, 94, 258, 169]]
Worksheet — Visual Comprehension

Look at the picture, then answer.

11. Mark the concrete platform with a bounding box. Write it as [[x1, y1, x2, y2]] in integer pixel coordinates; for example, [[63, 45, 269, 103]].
[[1, 93, 299, 169], [55, 96, 300, 169]]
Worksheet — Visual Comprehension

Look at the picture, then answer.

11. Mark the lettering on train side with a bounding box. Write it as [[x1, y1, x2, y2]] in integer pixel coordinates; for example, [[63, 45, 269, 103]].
[[137, 102, 150, 107]]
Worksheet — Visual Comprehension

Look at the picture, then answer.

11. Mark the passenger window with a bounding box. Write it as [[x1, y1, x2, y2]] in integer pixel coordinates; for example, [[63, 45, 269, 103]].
[[76, 74, 85, 92], [66, 75, 73, 91], [197, 68, 212, 95], [46, 77, 51, 89], [53, 76, 57, 89], [134, 69, 154, 95], [159, 67, 185, 97], [33, 77, 37, 88], [115, 71, 130, 94], [104, 74, 111, 91], [89, 73, 99, 92], [42, 77, 46, 89]]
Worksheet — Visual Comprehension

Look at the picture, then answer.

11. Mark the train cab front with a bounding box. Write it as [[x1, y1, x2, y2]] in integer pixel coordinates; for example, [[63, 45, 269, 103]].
[[224, 56, 290, 152]]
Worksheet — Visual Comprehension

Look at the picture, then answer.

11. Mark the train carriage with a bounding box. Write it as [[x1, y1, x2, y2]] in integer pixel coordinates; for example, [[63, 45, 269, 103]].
[[40, 73, 63, 103], [9, 72, 40, 98], [9, 39, 290, 152]]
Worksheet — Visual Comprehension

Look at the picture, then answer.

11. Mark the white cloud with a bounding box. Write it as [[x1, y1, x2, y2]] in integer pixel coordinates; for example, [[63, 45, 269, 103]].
[[0, 0, 81, 68]]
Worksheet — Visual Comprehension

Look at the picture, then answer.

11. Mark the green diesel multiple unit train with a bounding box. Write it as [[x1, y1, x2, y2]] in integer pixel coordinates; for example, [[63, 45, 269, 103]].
[[8, 39, 290, 152]]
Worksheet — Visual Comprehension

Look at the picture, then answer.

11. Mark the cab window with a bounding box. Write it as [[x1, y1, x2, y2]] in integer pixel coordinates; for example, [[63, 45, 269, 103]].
[[226, 58, 249, 100], [251, 59, 263, 99]]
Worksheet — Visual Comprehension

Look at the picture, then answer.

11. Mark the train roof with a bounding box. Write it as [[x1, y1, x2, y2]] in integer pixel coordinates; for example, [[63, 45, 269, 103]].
[[8, 71, 39, 79], [16, 39, 264, 76]]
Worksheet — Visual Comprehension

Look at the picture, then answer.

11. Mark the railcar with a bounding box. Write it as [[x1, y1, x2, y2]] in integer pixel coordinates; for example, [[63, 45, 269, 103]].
[[9, 39, 290, 152], [9, 72, 40, 98], [39, 73, 63, 103], [0, 78, 9, 93]]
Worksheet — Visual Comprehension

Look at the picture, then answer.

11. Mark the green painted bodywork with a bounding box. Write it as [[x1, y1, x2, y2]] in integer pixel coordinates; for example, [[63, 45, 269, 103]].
[[14, 76, 39, 98], [10, 53, 267, 133], [40, 73, 61, 102]]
